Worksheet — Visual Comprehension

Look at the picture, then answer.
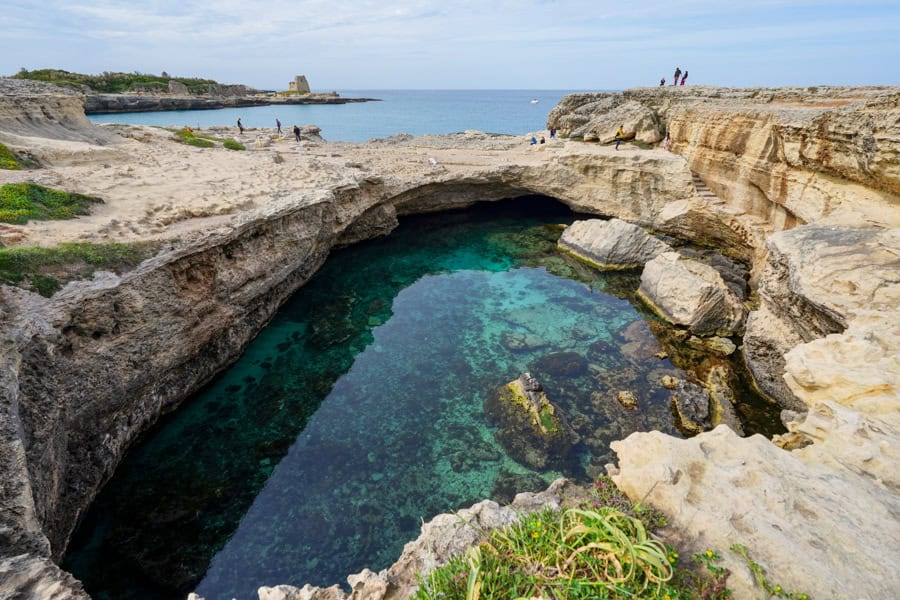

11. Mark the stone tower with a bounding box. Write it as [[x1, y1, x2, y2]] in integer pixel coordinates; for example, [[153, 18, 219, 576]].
[[288, 75, 310, 93]]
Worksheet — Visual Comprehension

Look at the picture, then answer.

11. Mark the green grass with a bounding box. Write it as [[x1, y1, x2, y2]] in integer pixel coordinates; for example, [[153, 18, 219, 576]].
[[223, 139, 245, 151], [0, 143, 21, 170], [413, 477, 808, 600], [173, 129, 214, 148], [415, 507, 674, 600], [0, 183, 102, 224], [0, 241, 159, 297], [13, 69, 218, 94]]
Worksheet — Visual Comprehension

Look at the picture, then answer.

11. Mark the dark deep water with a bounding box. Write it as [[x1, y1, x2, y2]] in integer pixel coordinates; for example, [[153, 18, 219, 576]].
[[63, 197, 782, 600]]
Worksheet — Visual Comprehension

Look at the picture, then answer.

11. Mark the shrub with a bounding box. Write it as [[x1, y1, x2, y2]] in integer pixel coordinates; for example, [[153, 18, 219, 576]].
[[0, 183, 102, 224], [223, 139, 245, 151], [0, 143, 21, 170]]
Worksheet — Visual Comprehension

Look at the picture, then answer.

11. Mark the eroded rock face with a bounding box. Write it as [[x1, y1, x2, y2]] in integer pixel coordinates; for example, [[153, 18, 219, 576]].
[[558, 218, 671, 269], [638, 252, 746, 336], [0, 78, 120, 145], [610, 420, 900, 600], [549, 86, 900, 231], [743, 225, 899, 409]]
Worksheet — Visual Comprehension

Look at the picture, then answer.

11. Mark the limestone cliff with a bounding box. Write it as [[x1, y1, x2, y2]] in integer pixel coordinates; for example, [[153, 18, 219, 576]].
[[549, 86, 900, 237]]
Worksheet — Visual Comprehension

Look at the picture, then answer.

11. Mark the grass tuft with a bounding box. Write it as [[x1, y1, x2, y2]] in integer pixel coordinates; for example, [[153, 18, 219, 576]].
[[0, 241, 159, 297], [223, 139, 245, 151], [0, 143, 21, 170], [0, 183, 102, 224], [415, 506, 674, 600], [174, 129, 214, 148]]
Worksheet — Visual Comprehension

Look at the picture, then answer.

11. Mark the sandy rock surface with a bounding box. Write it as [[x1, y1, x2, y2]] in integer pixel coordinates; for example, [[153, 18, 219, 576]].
[[558, 218, 671, 268]]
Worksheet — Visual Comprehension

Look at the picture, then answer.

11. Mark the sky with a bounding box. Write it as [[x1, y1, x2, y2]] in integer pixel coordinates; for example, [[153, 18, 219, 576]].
[[2, 1, 899, 90]]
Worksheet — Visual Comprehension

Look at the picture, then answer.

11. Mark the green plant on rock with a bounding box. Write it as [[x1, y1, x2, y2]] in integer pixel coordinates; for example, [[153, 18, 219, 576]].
[[414, 506, 675, 600], [0, 183, 102, 224], [0, 143, 21, 170], [731, 544, 808, 600], [223, 139, 245, 151], [0, 241, 158, 297]]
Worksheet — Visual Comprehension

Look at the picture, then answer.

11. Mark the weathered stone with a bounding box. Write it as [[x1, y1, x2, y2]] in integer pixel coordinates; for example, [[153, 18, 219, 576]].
[[660, 375, 679, 390], [616, 390, 638, 409], [743, 225, 899, 410], [686, 335, 736, 356], [610, 419, 900, 600], [705, 365, 744, 435], [669, 379, 711, 434], [638, 252, 746, 336], [558, 218, 671, 269]]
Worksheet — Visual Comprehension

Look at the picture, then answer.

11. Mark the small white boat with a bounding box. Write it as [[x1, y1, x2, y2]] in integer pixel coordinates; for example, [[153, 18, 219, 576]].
[[530, 99, 539, 104]]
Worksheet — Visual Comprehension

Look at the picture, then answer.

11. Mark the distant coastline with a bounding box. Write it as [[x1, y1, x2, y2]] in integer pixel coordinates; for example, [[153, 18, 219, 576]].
[[82, 92, 380, 114], [9, 68, 380, 114]]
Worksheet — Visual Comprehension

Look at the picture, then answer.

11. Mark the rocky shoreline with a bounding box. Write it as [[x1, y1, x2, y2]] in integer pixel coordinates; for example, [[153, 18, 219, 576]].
[[0, 79, 898, 598], [83, 91, 378, 114]]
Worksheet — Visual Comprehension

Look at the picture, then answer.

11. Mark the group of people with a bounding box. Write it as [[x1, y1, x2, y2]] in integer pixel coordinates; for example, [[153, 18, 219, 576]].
[[527, 127, 557, 145], [236, 117, 302, 142], [660, 67, 689, 86]]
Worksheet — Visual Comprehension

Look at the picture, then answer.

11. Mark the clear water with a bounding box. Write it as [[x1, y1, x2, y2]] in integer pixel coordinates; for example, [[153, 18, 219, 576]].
[[63, 198, 780, 600], [86, 89, 583, 141]]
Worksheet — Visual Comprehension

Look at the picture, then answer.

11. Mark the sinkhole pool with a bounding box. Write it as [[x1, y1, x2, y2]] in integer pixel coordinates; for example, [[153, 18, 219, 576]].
[[63, 197, 781, 600]]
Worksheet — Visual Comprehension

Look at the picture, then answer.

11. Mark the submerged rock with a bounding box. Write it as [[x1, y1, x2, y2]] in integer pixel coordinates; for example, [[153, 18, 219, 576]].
[[638, 252, 746, 336], [530, 351, 589, 377], [483, 373, 579, 470], [558, 218, 671, 269]]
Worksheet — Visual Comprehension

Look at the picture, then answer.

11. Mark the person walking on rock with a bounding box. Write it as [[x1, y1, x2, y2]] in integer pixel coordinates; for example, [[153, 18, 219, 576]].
[[680, 70, 688, 85], [293, 125, 301, 142], [237, 117, 244, 134], [615, 125, 625, 150], [673, 67, 681, 85], [276, 118, 282, 135]]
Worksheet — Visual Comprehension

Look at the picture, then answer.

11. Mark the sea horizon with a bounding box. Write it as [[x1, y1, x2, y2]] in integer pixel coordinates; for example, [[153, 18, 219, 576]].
[[87, 89, 590, 142]]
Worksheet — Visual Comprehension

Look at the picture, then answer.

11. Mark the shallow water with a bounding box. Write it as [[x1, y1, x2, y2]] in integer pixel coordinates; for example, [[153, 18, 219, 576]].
[[63, 198, 781, 600]]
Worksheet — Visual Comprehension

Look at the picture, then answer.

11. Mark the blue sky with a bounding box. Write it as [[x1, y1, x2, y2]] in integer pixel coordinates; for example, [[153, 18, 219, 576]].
[[2, 1, 898, 90]]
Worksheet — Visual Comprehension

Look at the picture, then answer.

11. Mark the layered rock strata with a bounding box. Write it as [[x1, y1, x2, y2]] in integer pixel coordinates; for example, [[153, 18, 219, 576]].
[[0, 83, 897, 599]]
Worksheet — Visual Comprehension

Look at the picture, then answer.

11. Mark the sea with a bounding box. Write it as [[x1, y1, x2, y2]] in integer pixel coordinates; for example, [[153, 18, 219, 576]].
[[86, 89, 587, 142]]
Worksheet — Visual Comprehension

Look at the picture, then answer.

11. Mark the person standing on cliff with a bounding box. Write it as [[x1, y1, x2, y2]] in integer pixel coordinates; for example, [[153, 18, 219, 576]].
[[680, 70, 689, 85], [673, 67, 681, 85], [237, 117, 244, 134], [293, 125, 301, 142], [660, 77, 665, 86], [276, 118, 282, 135], [615, 125, 625, 150]]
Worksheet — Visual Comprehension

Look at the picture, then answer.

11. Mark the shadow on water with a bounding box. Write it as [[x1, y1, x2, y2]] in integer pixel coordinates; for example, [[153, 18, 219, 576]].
[[63, 196, 784, 600]]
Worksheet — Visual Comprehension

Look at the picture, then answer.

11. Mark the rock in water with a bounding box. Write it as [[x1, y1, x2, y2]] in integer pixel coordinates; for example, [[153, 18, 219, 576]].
[[483, 373, 579, 470], [638, 252, 745, 336], [558, 218, 671, 269]]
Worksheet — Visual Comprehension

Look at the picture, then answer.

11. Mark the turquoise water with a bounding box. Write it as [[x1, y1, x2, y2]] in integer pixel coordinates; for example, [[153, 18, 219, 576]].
[[86, 89, 582, 141], [63, 198, 778, 600]]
